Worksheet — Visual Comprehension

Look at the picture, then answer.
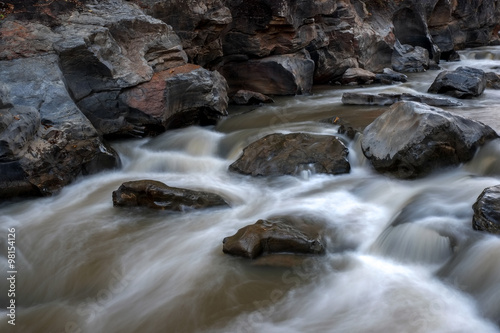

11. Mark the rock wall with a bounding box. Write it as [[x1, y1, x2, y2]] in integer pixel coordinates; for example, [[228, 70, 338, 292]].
[[1, 0, 499, 199]]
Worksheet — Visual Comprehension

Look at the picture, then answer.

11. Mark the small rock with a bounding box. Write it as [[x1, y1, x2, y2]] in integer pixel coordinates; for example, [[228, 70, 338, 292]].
[[222, 216, 325, 259], [473, 185, 500, 234], [112, 180, 229, 210], [341, 67, 376, 85], [231, 90, 274, 105]]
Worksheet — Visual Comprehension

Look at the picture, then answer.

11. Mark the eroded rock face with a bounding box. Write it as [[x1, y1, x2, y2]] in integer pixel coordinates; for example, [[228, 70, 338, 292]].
[[112, 180, 229, 210], [222, 216, 326, 259], [229, 132, 350, 177], [428, 66, 486, 98], [473, 185, 500, 234], [219, 51, 315, 95], [361, 101, 498, 179], [0, 54, 120, 198]]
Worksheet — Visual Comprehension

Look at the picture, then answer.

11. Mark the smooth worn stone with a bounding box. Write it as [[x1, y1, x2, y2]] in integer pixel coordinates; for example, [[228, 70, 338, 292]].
[[341, 92, 462, 107], [229, 132, 350, 177], [473, 185, 500, 234], [428, 66, 486, 98], [222, 216, 325, 259], [361, 101, 498, 179], [375, 68, 408, 84], [112, 180, 229, 211], [341, 67, 376, 85]]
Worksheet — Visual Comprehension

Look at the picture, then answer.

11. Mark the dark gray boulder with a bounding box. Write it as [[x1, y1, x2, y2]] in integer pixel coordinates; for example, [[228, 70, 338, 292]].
[[392, 40, 430, 73], [229, 132, 350, 177], [112, 180, 229, 210], [222, 216, 325, 259], [428, 66, 486, 98], [341, 92, 462, 107], [361, 101, 498, 179], [375, 68, 408, 84], [473, 185, 500, 234]]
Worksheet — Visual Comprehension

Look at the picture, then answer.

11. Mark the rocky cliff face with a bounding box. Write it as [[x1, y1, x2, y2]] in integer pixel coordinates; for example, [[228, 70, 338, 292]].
[[1, 0, 499, 199]]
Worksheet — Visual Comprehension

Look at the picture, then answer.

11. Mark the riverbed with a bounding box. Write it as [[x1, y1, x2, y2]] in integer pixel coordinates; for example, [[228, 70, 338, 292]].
[[1, 47, 500, 333]]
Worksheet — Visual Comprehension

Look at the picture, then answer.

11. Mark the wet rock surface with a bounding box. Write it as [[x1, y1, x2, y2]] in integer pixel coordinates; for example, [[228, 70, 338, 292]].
[[428, 66, 487, 98], [222, 216, 326, 259], [229, 132, 350, 177], [473, 185, 500, 234], [342, 92, 462, 107], [361, 101, 498, 179], [112, 180, 229, 211]]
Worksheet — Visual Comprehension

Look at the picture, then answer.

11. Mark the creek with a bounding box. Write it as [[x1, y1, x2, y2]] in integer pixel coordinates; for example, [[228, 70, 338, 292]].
[[2, 47, 500, 333]]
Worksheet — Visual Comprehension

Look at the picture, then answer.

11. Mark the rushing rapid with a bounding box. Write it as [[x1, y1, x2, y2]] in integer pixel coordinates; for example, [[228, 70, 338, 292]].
[[2, 47, 500, 333]]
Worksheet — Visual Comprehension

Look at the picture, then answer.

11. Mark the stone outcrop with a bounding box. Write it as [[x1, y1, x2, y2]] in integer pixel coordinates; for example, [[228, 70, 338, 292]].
[[472, 185, 500, 234], [428, 66, 487, 98], [112, 180, 229, 210], [341, 92, 462, 107], [222, 216, 326, 259], [361, 101, 498, 179], [229, 132, 350, 177], [0, 54, 120, 198]]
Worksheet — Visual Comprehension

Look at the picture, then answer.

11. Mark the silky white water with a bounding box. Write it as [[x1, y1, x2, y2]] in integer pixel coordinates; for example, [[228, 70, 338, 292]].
[[2, 47, 500, 332]]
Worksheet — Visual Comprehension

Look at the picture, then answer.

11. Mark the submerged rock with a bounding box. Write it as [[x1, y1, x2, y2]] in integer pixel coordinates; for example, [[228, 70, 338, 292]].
[[428, 66, 486, 98], [222, 216, 325, 259], [473, 185, 500, 234], [112, 180, 229, 210], [361, 101, 498, 179], [229, 132, 350, 177], [341, 92, 462, 107]]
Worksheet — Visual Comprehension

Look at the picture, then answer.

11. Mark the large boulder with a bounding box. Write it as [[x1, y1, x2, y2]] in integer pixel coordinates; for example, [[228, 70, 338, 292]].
[[222, 216, 326, 259], [229, 132, 350, 177], [0, 54, 120, 198], [219, 51, 315, 95], [361, 101, 498, 179], [121, 64, 229, 129], [112, 180, 229, 210], [472, 185, 500, 234], [428, 66, 487, 98]]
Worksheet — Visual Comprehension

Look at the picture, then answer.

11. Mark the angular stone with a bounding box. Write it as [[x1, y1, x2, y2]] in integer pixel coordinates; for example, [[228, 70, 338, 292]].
[[112, 180, 229, 211], [473, 185, 500, 234], [222, 216, 325, 259], [229, 132, 350, 177], [392, 40, 430, 73], [428, 66, 486, 98], [361, 101, 498, 179]]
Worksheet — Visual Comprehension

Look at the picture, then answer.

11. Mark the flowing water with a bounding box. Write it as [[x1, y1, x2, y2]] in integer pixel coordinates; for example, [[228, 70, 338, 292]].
[[2, 47, 500, 333]]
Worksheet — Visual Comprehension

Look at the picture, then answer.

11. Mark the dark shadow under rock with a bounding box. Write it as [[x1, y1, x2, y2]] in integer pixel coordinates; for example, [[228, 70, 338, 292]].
[[112, 180, 229, 211]]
